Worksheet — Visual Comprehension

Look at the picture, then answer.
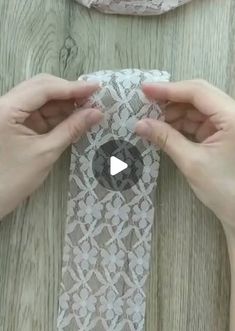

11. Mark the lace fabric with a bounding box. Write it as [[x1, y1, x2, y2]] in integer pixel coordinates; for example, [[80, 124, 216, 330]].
[[57, 69, 170, 331], [75, 0, 192, 15]]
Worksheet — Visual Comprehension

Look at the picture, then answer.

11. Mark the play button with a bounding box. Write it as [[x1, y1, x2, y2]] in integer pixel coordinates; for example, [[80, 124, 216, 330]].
[[92, 139, 144, 192], [110, 156, 128, 176]]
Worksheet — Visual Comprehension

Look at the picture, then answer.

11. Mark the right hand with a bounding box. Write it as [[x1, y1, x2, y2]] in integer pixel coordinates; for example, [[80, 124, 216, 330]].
[[135, 80, 235, 235]]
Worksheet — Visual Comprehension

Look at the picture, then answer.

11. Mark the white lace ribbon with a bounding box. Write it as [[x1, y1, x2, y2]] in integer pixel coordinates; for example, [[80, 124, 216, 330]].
[[57, 69, 170, 331], [75, 0, 192, 15]]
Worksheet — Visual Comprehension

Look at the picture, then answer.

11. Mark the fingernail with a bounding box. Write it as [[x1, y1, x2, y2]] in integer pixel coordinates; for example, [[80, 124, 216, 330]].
[[135, 120, 152, 139], [98, 82, 103, 89], [88, 81, 103, 90], [86, 109, 103, 127], [81, 80, 102, 89]]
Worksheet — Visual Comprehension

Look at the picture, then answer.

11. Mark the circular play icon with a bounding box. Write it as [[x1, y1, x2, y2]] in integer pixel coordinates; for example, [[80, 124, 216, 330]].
[[92, 139, 144, 191]]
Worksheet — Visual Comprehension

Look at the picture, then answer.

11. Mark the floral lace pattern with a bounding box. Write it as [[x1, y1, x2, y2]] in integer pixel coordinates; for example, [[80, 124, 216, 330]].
[[75, 0, 192, 15], [57, 69, 170, 331]]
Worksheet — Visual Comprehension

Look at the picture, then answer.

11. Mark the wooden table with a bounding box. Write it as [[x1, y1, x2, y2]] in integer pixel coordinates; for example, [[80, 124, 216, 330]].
[[0, 0, 232, 330]]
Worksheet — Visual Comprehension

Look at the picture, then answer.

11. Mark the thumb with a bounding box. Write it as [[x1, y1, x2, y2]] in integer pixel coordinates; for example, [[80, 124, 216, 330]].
[[135, 119, 196, 172], [44, 108, 103, 153]]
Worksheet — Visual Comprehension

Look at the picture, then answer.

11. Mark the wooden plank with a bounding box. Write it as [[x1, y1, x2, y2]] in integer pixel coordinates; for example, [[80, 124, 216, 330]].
[[0, 1, 70, 330], [0, 0, 232, 330]]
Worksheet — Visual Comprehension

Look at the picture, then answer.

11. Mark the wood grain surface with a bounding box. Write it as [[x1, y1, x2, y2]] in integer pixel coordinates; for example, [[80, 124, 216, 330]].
[[0, 0, 233, 330]]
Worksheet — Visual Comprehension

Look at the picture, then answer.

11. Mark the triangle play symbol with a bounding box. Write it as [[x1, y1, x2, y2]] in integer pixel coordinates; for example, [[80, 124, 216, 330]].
[[110, 156, 128, 176]]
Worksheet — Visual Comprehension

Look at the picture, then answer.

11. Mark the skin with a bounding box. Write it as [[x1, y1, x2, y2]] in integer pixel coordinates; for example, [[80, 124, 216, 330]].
[[0, 76, 234, 328], [0, 74, 103, 218], [135, 79, 235, 330]]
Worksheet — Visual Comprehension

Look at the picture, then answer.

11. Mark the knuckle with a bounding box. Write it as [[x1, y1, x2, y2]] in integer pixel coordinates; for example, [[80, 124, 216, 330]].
[[67, 121, 84, 143], [191, 79, 209, 88], [153, 129, 169, 150], [0, 99, 14, 121], [33, 73, 54, 84], [188, 80, 211, 103]]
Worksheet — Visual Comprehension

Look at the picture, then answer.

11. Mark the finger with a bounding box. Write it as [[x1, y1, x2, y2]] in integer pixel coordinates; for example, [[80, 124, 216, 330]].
[[2, 74, 101, 113], [170, 118, 216, 143], [46, 115, 67, 129], [166, 103, 207, 123], [181, 118, 201, 135], [19, 98, 86, 130], [40, 97, 88, 118], [74, 97, 89, 108], [42, 108, 103, 153], [186, 108, 207, 122], [195, 119, 217, 142], [135, 118, 196, 172], [40, 100, 75, 118], [20, 107, 70, 133], [142, 80, 235, 121], [172, 118, 202, 136], [170, 120, 182, 131], [165, 103, 185, 122], [24, 111, 49, 134]]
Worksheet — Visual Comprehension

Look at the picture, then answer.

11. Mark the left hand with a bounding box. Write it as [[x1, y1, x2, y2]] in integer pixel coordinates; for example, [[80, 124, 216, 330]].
[[0, 74, 102, 218]]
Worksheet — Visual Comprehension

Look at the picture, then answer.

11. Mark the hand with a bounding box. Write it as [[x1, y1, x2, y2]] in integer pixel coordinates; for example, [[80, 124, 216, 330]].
[[135, 80, 235, 235], [0, 74, 102, 219]]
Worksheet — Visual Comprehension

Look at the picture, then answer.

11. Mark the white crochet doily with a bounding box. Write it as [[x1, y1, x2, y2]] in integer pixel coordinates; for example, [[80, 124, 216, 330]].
[[75, 0, 192, 15], [57, 69, 170, 331]]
